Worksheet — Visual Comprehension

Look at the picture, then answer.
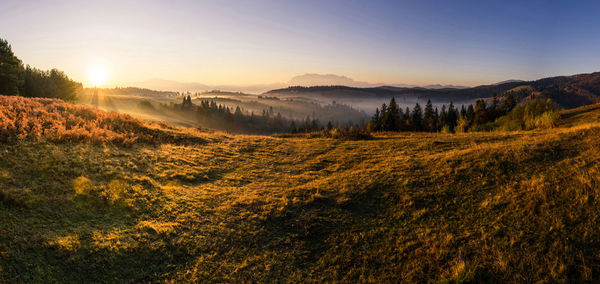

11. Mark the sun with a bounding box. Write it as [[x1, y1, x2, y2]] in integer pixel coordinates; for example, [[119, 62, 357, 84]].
[[87, 66, 108, 87]]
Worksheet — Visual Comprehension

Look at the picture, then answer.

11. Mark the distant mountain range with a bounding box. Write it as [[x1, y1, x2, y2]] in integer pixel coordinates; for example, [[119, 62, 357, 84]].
[[494, 79, 526, 85], [129, 73, 469, 94], [265, 72, 600, 109], [287, 73, 469, 89], [128, 72, 600, 109], [129, 78, 284, 94]]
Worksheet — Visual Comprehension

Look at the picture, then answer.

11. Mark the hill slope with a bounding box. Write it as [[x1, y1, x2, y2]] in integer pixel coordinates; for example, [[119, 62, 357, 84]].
[[1, 98, 600, 282], [266, 72, 600, 108]]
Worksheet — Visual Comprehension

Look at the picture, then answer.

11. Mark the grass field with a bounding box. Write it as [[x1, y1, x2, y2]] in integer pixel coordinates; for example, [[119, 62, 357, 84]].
[[1, 96, 600, 282]]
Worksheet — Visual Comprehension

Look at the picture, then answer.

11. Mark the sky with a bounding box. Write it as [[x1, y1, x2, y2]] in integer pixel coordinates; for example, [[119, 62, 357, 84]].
[[1, 0, 600, 88]]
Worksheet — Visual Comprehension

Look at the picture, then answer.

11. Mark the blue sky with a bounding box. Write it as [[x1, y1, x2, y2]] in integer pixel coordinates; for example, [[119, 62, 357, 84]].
[[1, 0, 599, 87]]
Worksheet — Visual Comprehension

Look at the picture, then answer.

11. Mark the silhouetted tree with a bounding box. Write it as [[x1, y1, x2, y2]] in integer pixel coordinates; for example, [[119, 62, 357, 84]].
[[411, 102, 423, 131], [0, 38, 23, 95], [423, 99, 436, 131], [501, 94, 516, 114], [447, 101, 458, 130], [467, 104, 475, 125], [21, 66, 80, 101], [474, 99, 488, 125], [372, 107, 381, 130], [382, 97, 400, 131]]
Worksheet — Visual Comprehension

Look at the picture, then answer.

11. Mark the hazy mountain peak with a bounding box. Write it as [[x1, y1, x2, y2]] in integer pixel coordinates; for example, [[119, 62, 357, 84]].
[[288, 73, 367, 87], [494, 79, 525, 85]]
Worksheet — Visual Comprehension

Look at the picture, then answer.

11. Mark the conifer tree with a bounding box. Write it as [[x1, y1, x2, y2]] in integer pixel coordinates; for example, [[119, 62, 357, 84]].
[[439, 105, 448, 130], [383, 97, 400, 131], [474, 99, 488, 125], [447, 101, 458, 130], [403, 107, 410, 120], [372, 108, 380, 130], [0, 39, 23, 95], [423, 99, 435, 131], [411, 102, 423, 131], [460, 105, 467, 117], [466, 104, 475, 125]]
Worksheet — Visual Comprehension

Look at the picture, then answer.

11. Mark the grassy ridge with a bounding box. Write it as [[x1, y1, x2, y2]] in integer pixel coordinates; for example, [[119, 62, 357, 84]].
[[1, 98, 600, 282], [0, 95, 209, 145]]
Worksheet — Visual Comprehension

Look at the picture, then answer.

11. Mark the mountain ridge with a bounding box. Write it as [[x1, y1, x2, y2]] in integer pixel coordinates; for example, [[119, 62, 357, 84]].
[[265, 72, 600, 108]]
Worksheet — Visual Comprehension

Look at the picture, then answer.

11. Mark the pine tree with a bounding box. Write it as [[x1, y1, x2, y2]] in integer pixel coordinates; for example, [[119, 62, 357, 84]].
[[460, 105, 467, 117], [372, 108, 380, 131], [234, 106, 243, 117], [474, 99, 488, 125], [439, 105, 448, 130], [411, 102, 423, 131], [383, 97, 400, 131], [0, 39, 23, 95], [423, 99, 435, 132], [380, 103, 387, 130], [466, 104, 475, 125], [447, 101, 458, 130]]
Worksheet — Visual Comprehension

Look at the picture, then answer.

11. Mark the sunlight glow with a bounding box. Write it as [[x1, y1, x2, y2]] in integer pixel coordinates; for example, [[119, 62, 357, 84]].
[[88, 66, 108, 87]]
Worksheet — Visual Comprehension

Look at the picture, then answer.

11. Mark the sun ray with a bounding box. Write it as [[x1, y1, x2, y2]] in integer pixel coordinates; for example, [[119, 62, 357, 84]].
[[88, 66, 108, 87]]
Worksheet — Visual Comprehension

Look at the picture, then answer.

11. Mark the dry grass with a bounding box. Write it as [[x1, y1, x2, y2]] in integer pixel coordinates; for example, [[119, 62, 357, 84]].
[[1, 98, 600, 282], [0, 95, 211, 145]]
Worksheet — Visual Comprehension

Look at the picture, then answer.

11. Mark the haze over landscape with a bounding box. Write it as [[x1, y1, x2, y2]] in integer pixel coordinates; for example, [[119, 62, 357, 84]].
[[2, 0, 600, 90], [2, 0, 600, 282]]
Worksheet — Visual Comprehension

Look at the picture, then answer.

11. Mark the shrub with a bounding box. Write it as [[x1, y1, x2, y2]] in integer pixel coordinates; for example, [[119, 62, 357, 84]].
[[455, 115, 469, 133], [73, 176, 94, 195], [440, 125, 453, 134], [491, 98, 558, 131]]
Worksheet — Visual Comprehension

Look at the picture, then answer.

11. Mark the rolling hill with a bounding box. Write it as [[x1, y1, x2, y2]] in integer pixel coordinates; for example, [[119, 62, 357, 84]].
[[1, 96, 600, 282], [265, 72, 600, 109]]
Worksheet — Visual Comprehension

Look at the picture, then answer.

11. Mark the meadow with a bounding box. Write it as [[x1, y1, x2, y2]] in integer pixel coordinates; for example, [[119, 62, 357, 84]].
[[1, 95, 600, 282]]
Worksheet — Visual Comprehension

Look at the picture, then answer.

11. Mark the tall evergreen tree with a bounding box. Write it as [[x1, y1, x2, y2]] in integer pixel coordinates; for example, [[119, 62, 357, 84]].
[[460, 105, 467, 117], [474, 99, 488, 125], [466, 104, 475, 125], [411, 102, 423, 131], [371, 107, 381, 130], [423, 99, 435, 131], [439, 105, 448, 130], [403, 107, 410, 120], [383, 97, 400, 131], [0, 39, 23, 95], [447, 101, 458, 130]]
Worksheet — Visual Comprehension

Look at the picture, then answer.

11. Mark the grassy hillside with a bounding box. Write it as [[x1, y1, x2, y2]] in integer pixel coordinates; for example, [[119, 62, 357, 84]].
[[1, 97, 600, 282], [266, 72, 600, 109]]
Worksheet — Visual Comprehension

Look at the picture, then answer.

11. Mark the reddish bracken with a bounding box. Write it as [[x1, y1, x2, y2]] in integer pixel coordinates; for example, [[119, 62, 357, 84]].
[[0, 95, 169, 145]]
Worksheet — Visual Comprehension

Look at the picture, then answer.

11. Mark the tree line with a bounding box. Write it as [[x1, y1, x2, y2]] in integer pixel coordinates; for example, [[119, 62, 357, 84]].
[[0, 38, 81, 101], [369, 93, 561, 133], [157, 95, 323, 134], [157, 94, 369, 135]]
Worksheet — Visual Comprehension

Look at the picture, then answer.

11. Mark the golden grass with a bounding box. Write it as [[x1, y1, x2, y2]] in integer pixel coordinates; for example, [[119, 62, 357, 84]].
[[0, 95, 214, 145], [1, 98, 600, 282]]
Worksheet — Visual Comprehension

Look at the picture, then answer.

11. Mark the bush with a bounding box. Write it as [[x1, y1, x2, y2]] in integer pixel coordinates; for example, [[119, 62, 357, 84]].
[[440, 125, 453, 134], [491, 99, 558, 131], [526, 110, 560, 129]]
